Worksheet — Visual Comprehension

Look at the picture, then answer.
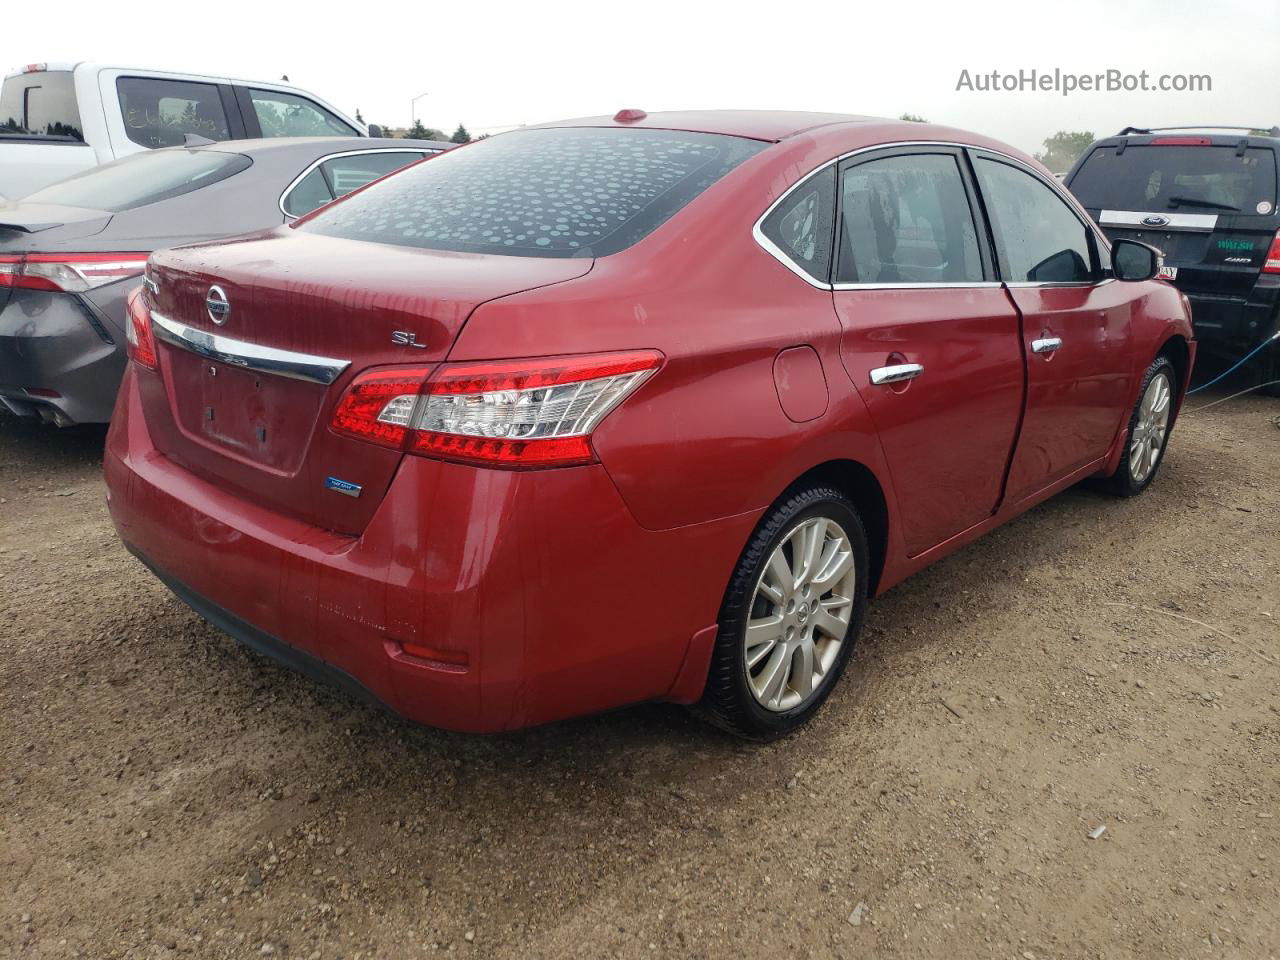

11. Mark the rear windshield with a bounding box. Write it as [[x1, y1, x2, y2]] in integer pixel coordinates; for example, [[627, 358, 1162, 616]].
[[0, 70, 84, 141], [23, 148, 250, 212], [299, 127, 766, 258], [1069, 144, 1278, 215]]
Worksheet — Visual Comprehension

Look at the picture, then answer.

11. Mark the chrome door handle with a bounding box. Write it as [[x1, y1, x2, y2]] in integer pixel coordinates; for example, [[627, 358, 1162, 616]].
[[1031, 337, 1063, 354], [869, 363, 924, 385]]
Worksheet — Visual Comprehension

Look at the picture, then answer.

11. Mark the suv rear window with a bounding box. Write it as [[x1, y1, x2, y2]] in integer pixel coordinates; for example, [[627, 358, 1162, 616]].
[[0, 71, 84, 141], [23, 148, 250, 212], [299, 127, 765, 258], [116, 77, 231, 148], [1070, 144, 1278, 215]]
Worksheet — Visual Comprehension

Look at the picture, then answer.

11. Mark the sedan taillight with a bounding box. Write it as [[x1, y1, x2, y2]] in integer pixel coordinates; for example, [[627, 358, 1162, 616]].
[[124, 287, 158, 370], [331, 351, 663, 468], [0, 253, 148, 292]]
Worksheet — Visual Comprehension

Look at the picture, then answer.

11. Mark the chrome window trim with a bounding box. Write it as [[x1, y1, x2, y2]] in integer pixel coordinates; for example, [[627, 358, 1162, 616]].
[[831, 281, 1004, 291], [278, 148, 436, 219], [150, 311, 351, 385], [1004, 278, 1116, 289], [753, 140, 1114, 290]]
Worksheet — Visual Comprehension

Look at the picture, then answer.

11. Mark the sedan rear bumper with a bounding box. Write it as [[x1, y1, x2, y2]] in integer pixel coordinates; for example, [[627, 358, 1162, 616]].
[[105, 367, 753, 732], [0, 288, 126, 425]]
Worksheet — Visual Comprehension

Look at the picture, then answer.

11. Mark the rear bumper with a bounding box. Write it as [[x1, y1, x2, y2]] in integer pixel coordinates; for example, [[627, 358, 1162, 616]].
[[105, 367, 755, 732], [0, 288, 125, 424], [1183, 276, 1280, 352]]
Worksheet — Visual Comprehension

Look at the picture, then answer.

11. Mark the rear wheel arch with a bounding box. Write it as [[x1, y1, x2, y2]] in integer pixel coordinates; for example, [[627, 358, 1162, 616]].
[[776, 460, 889, 597], [1157, 334, 1191, 398]]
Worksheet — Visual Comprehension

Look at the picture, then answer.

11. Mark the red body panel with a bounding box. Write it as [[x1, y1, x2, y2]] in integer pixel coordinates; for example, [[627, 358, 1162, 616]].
[[105, 112, 1196, 732], [1003, 282, 1135, 502], [832, 287, 1024, 556]]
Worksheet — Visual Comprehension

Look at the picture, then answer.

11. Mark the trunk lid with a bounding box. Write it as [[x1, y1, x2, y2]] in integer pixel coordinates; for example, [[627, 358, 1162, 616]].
[[142, 230, 592, 534], [0, 202, 112, 241]]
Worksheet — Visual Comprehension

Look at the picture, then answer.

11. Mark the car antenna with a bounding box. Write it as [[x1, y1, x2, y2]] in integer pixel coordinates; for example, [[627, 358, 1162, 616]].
[[183, 133, 216, 148]]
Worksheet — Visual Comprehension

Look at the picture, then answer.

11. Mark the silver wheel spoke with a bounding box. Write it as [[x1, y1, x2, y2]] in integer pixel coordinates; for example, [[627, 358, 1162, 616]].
[[746, 615, 785, 667], [766, 550, 793, 600], [789, 641, 815, 699], [811, 547, 853, 592], [813, 608, 848, 640], [794, 519, 826, 588], [754, 644, 790, 707]]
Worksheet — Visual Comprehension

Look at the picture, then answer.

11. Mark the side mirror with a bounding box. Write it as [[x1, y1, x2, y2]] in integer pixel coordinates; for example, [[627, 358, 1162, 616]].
[[1111, 238, 1162, 282], [367, 124, 384, 138]]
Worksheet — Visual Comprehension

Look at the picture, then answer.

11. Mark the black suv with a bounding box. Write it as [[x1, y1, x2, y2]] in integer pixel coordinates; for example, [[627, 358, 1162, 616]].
[[1065, 126, 1280, 390]]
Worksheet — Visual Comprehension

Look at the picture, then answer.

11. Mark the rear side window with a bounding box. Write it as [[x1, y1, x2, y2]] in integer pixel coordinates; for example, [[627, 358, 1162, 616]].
[[976, 157, 1095, 283], [117, 77, 231, 148], [249, 89, 356, 137], [300, 127, 765, 258], [1070, 144, 1278, 214], [283, 150, 426, 217], [23, 149, 250, 212], [0, 71, 83, 140], [759, 166, 836, 282], [836, 153, 983, 284]]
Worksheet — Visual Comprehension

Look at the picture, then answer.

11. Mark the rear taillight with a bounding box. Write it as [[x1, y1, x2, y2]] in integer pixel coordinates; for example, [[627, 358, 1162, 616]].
[[0, 253, 148, 292], [1264, 232, 1280, 275], [331, 351, 662, 468], [124, 287, 158, 369]]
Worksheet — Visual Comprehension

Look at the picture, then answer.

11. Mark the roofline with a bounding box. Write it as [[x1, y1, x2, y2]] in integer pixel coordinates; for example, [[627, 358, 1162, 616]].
[[522, 112, 891, 144], [4, 61, 355, 106]]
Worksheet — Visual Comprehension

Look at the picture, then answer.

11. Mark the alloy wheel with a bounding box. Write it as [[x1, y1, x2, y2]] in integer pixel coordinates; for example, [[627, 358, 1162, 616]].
[[1129, 370, 1172, 484], [744, 516, 857, 712]]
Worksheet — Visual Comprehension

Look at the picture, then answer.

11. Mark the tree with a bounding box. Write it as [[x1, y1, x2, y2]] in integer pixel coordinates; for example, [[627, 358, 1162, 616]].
[[1034, 131, 1095, 174], [405, 119, 445, 140], [450, 124, 472, 144], [899, 113, 928, 123], [355, 108, 365, 124]]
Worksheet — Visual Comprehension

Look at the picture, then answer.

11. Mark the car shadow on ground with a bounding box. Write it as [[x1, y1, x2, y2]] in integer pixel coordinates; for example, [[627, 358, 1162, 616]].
[[0, 410, 108, 473]]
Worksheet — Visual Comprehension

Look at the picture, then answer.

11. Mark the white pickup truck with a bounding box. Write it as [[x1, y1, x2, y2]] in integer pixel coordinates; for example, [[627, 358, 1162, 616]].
[[0, 62, 375, 199]]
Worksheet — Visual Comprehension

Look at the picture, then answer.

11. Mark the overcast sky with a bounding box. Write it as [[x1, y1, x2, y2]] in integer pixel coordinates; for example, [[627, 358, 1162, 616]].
[[6, 0, 1277, 154]]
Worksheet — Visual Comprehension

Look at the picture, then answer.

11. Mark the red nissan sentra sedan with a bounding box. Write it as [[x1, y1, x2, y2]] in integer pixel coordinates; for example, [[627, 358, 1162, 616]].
[[105, 110, 1194, 739]]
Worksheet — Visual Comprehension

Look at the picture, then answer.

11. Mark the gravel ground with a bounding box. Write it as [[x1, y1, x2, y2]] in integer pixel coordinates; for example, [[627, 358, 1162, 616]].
[[1, 391, 1277, 960]]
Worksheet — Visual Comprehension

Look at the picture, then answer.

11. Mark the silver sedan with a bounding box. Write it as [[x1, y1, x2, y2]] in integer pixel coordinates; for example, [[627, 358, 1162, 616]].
[[0, 136, 448, 425]]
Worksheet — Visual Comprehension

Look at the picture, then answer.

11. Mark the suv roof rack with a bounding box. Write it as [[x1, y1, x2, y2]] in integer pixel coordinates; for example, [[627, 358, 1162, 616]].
[[1116, 125, 1280, 137]]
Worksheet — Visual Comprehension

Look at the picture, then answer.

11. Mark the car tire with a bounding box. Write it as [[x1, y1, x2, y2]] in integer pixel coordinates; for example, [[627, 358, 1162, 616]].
[[697, 485, 869, 740], [1100, 354, 1178, 497]]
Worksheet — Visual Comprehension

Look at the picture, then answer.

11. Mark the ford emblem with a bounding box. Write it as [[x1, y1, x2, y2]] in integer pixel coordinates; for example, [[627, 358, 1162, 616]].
[[1141, 214, 1170, 227]]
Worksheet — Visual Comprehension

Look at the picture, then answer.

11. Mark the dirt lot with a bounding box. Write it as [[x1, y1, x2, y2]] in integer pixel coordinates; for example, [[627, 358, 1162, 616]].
[[1, 391, 1278, 960]]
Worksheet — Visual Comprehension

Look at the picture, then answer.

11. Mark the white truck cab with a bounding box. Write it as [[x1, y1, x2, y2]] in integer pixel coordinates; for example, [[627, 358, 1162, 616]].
[[0, 62, 370, 198]]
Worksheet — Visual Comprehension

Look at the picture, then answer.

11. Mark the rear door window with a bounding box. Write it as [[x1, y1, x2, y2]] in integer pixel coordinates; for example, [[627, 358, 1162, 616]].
[[299, 127, 765, 258], [23, 148, 250, 212], [117, 77, 231, 148], [975, 157, 1096, 283], [1070, 144, 1278, 214], [247, 89, 356, 137], [0, 70, 83, 140], [836, 153, 984, 284]]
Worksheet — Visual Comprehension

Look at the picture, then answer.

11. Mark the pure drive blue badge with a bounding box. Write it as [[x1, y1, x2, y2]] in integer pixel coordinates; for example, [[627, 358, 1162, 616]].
[[325, 476, 363, 498]]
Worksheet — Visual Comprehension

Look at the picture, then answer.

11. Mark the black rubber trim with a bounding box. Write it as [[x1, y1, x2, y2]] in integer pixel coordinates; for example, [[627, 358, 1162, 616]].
[[128, 545, 382, 710]]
